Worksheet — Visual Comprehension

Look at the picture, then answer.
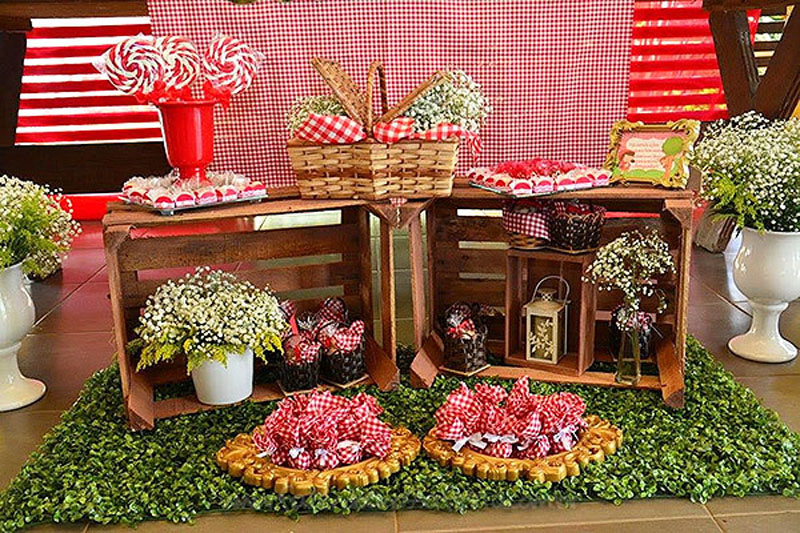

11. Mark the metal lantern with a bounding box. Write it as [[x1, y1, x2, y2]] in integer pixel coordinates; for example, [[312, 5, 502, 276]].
[[523, 276, 570, 364]]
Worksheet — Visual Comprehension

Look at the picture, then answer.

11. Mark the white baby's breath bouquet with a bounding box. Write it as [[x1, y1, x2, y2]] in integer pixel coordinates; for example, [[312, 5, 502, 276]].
[[0, 175, 81, 278], [287, 94, 345, 135], [405, 70, 491, 133], [692, 112, 800, 232], [133, 268, 286, 373], [584, 230, 675, 331]]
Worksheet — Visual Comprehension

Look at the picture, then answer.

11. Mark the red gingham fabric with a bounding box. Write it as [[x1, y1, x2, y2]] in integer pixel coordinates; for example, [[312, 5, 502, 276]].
[[373, 117, 415, 143], [295, 113, 367, 144], [330, 320, 365, 353], [147, 0, 635, 188], [502, 201, 550, 240]]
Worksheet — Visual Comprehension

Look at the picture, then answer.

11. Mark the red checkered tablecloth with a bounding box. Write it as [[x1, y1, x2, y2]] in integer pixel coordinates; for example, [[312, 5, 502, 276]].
[[148, 0, 635, 189]]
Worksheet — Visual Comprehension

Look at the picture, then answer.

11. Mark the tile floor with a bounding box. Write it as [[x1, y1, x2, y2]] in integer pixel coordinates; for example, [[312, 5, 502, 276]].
[[3, 222, 800, 532]]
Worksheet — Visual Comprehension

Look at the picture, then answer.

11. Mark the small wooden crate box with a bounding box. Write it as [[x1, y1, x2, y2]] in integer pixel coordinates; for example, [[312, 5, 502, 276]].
[[103, 197, 398, 430]]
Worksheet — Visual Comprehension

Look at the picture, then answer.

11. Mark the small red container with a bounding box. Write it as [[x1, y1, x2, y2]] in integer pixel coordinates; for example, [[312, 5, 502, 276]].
[[157, 100, 216, 185]]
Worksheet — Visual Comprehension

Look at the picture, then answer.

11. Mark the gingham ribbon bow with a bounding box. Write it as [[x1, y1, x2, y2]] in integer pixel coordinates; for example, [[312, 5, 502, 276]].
[[446, 318, 476, 340]]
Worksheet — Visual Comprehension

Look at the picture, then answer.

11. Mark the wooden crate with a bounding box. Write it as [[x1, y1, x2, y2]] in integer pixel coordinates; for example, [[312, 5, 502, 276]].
[[103, 194, 399, 430], [412, 180, 692, 407]]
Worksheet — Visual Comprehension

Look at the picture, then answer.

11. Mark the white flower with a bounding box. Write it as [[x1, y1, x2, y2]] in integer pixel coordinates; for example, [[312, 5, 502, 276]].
[[584, 230, 675, 331], [692, 112, 800, 232], [135, 268, 286, 372], [0, 175, 81, 277]]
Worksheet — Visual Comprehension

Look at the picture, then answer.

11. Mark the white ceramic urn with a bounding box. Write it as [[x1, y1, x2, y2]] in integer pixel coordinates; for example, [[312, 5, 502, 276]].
[[0, 263, 46, 411], [190, 347, 254, 405], [729, 227, 800, 363]]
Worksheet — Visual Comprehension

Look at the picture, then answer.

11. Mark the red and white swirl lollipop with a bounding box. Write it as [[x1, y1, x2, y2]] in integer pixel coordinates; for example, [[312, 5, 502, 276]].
[[202, 35, 263, 102], [155, 36, 200, 98], [96, 36, 165, 102]]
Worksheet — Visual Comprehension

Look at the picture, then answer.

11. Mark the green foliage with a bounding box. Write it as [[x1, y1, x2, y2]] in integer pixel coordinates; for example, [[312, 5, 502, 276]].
[[0, 176, 81, 278], [1, 338, 799, 531]]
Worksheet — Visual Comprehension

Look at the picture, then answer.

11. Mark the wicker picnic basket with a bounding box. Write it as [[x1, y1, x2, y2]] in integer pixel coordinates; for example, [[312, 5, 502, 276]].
[[287, 58, 459, 201]]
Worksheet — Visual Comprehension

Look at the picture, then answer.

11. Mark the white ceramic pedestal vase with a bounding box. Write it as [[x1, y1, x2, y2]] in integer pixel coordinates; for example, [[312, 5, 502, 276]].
[[729, 227, 800, 363], [0, 263, 46, 411], [190, 347, 253, 405]]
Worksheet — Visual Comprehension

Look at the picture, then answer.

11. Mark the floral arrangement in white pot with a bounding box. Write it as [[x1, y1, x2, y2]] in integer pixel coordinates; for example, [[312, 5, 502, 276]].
[[131, 268, 286, 405], [0, 175, 81, 411], [584, 230, 675, 385], [692, 112, 800, 362]]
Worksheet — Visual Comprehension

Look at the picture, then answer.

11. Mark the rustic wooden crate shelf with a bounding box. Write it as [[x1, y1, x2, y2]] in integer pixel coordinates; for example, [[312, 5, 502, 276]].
[[103, 197, 399, 430], [104, 179, 693, 429], [411, 179, 692, 407]]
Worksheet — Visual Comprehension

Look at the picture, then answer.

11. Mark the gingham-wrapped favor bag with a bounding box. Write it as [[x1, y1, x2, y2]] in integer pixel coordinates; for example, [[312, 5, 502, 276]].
[[287, 58, 462, 201]]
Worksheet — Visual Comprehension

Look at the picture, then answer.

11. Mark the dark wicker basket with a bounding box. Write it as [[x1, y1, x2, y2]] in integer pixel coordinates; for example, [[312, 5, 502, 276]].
[[548, 203, 606, 252], [279, 356, 321, 392], [322, 340, 367, 385], [442, 324, 489, 373]]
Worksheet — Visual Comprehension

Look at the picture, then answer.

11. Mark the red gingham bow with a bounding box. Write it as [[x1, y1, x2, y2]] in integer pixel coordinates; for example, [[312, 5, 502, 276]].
[[446, 318, 476, 339], [295, 113, 367, 144]]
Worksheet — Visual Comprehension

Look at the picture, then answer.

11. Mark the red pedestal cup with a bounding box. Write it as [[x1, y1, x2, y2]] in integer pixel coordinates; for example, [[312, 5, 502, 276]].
[[157, 100, 216, 185]]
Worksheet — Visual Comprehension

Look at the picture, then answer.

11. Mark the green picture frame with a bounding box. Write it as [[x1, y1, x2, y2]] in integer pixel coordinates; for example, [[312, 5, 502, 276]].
[[604, 119, 700, 189]]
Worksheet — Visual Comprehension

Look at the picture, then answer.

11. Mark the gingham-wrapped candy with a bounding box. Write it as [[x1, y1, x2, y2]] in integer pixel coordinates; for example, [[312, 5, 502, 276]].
[[430, 377, 587, 459], [251, 389, 392, 470]]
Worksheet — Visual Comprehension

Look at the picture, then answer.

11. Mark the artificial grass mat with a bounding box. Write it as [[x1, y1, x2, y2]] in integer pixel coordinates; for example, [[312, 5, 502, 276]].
[[2, 337, 800, 531]]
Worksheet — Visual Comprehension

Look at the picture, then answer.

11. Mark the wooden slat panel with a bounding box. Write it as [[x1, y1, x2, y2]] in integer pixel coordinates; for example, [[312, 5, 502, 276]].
[[435, 215, 506, 243], [437, 278, 506, 309], [435, 246, 507, 275], [118, 224, 358, 271], [121, 261, 359, 307], [103, 193, 362, 227]]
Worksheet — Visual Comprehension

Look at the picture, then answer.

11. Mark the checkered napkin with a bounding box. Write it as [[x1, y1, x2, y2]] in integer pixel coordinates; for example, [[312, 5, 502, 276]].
[[252, 389, 392, 470], [294, 113, 367, 144], [551, 200, 594, 215], [502, 200, 550, 240], [373, 117, 415, 143], [330, 320, 365, 353], [431, 377, 588, 459]]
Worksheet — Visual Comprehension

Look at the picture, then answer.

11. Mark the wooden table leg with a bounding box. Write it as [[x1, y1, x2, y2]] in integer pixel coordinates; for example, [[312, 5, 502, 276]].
[[409, 215, 427, 350], [379, 219, 397, 361]]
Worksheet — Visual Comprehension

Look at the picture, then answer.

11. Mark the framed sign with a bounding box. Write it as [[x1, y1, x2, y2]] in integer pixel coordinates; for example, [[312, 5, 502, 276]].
[[604, 119, 700, 189]]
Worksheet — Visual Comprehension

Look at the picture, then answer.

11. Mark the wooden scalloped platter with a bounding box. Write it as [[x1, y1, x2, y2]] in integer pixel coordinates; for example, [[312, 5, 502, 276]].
[[423, 414, 622, 483], [217, 427, 421, 496]]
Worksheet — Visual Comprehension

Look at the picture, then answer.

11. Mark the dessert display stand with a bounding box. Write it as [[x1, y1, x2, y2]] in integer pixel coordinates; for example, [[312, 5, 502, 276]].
[[411, 180, 693, 408], [103, 188, 400, 430]]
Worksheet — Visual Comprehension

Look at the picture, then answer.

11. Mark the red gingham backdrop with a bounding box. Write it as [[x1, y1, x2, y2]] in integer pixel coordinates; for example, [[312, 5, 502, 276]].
[[147, 0, 635, 189]]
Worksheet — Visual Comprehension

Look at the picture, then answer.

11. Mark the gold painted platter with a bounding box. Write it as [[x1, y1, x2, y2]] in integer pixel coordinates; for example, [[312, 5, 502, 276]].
[[217, 426, 421, 496], [423, 414, 622, 482]]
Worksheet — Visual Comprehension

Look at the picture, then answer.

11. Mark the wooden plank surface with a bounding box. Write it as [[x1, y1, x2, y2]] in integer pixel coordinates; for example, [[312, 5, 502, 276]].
[[379, 220, 397, 361], [753, 9, 800, 118], [449, 179, 694, 202], [708, 10, 760, 115], [117, 224, 358, 271], [104, 191, 363, 227], [477, 365, 662, 391]]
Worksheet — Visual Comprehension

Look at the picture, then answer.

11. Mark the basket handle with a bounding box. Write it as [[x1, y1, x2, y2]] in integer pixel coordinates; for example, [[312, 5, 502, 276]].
[[365, 61, 389, 134], [532, 275, 570, 303]]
